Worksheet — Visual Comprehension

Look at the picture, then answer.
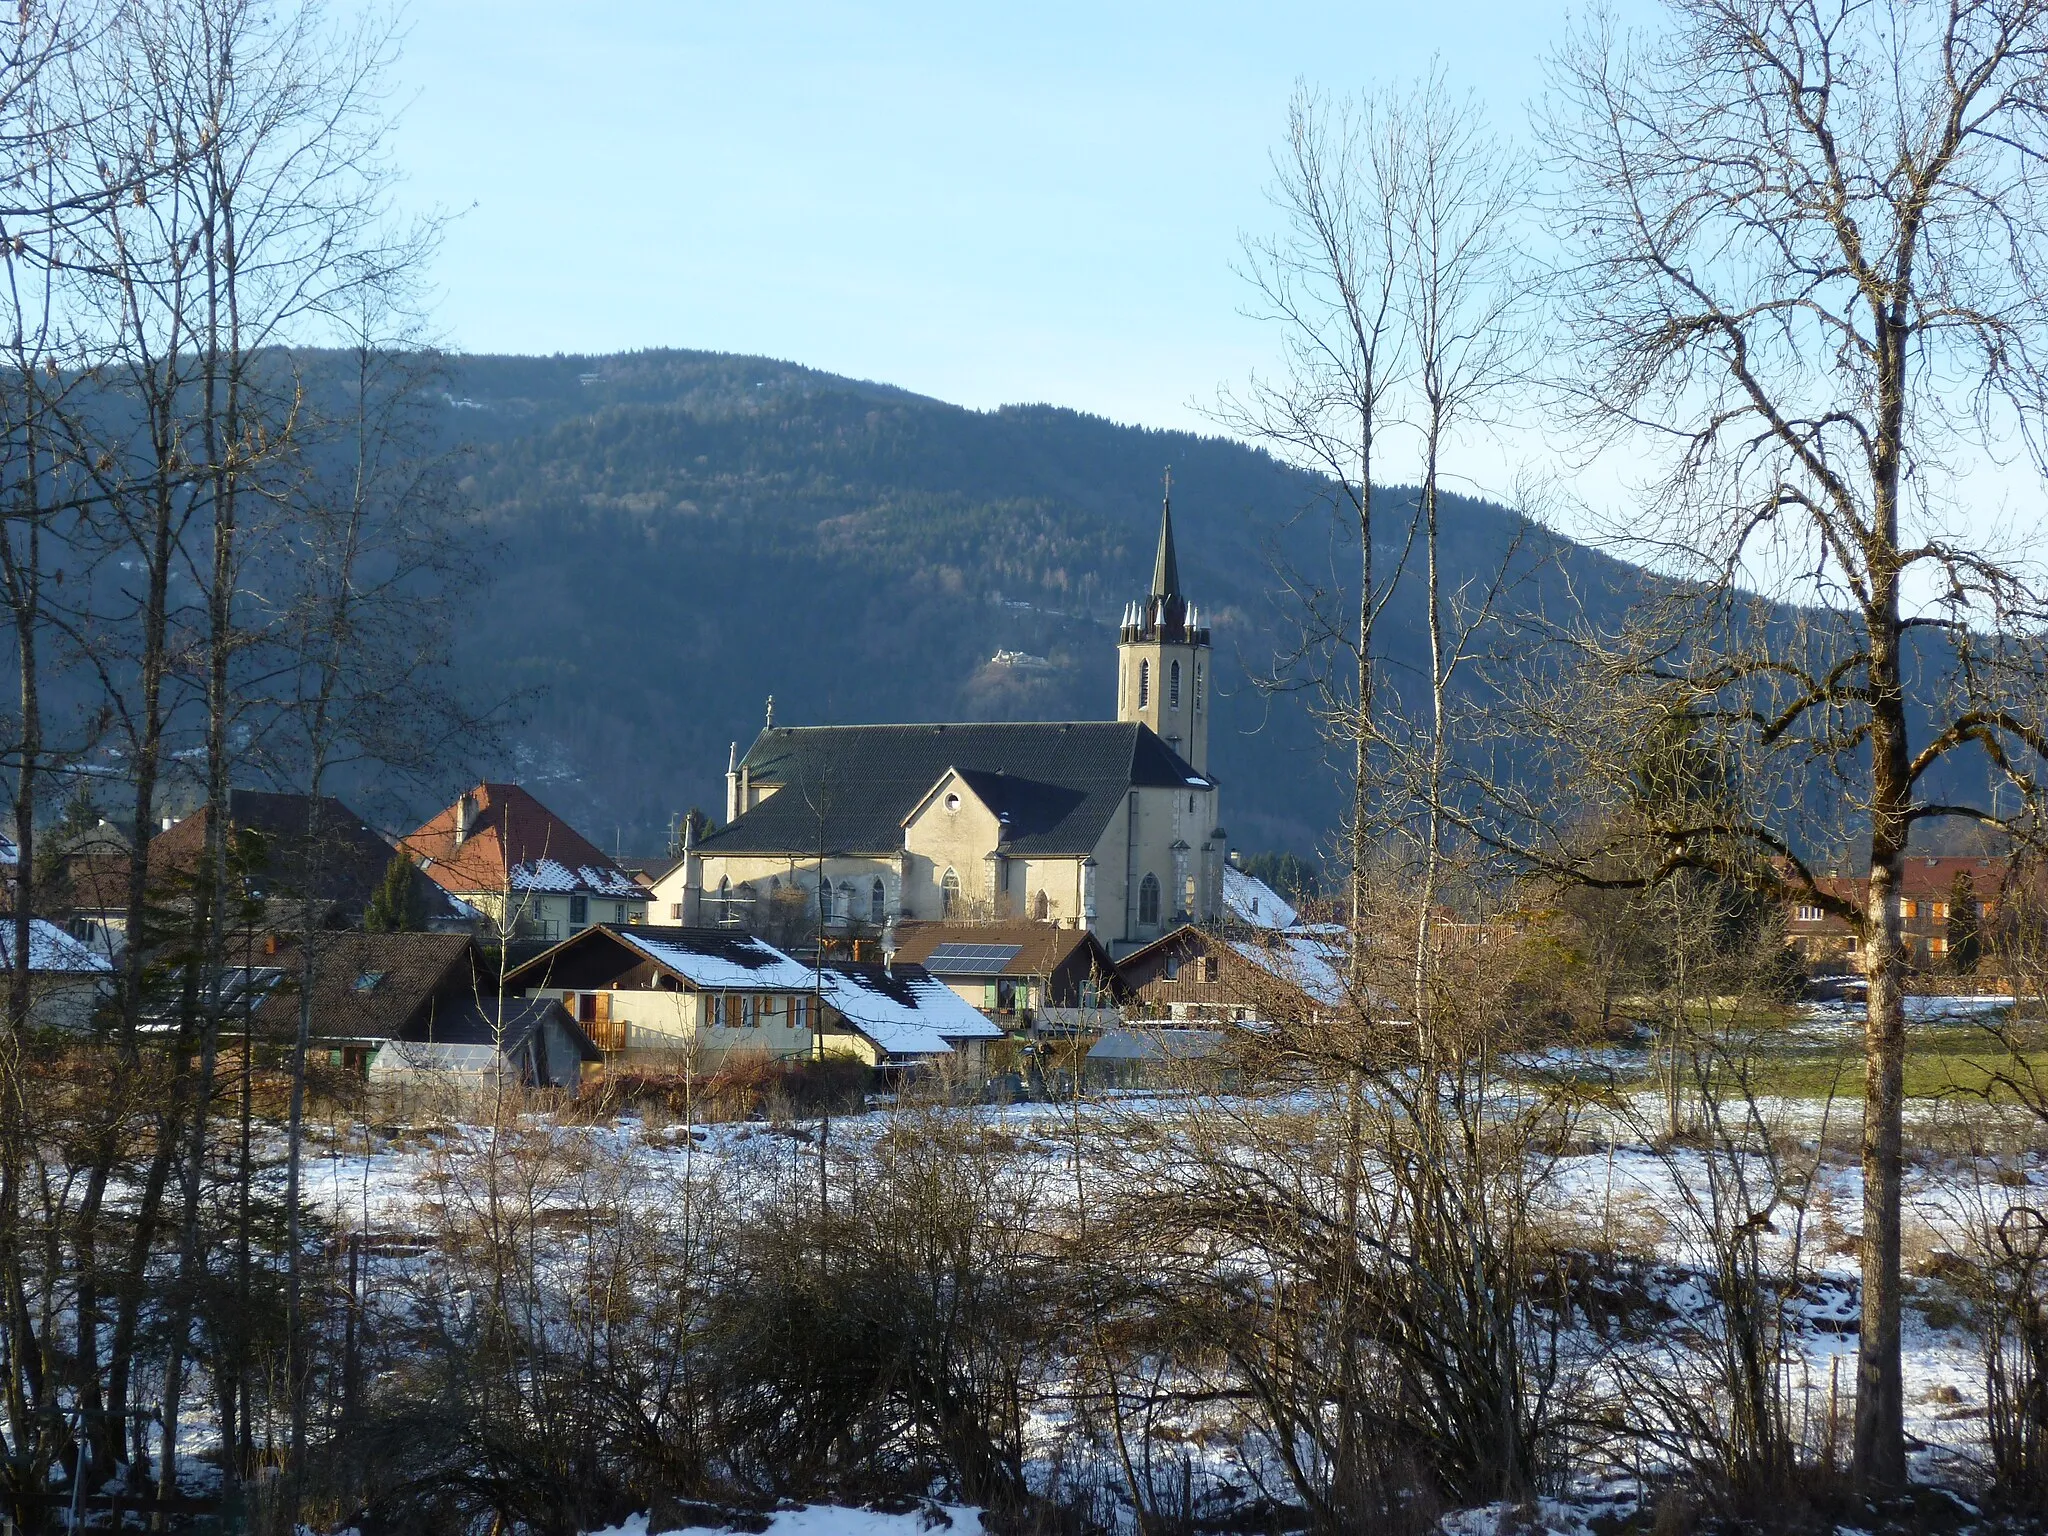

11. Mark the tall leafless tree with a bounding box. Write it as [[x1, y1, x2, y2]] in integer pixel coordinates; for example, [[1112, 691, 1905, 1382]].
[[1217, 82, 1406, 939], [1545, 0, 2048, 1487]]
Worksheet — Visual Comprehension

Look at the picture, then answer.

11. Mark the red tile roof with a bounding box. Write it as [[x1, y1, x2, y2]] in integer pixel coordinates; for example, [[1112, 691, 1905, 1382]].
[[403, 783, 642, 901]]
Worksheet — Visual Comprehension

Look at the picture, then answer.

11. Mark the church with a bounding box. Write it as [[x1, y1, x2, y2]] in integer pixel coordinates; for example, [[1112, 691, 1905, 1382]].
[[658, 496, 1225, 955]]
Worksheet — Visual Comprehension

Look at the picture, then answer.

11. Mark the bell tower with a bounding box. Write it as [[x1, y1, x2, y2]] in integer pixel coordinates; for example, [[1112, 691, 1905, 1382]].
[[1117, 473, 1210, 774]]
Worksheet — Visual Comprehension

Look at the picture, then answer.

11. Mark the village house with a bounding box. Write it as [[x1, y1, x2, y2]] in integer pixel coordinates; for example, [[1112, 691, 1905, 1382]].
[[658, 499, 1227, 955], [1782, 854, 2008, 970], [369, 996, 599, 1090], [0, 917, 115, 1032], [813, 959, 1008, 1072], [500, 922, 1006, 1076], [41, 827, 134, 962], [242, 930, 484, 1074], [885, 919, 1127, 1034], [41, 790, 469, 960], [171, 790, 474, 926], [1117, 922, 1349, 1025], [403, 782, 648, 943], [502, 923, 821, 1061]]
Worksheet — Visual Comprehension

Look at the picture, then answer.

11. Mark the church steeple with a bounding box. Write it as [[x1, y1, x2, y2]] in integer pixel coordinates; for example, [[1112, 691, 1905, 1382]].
[[1117, 468, 1210, 774], [1151, 471, 1181, 599]]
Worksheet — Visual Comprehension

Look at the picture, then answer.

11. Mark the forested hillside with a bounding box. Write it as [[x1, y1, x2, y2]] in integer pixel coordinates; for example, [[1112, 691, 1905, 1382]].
[[433, 348, 1658, 858]]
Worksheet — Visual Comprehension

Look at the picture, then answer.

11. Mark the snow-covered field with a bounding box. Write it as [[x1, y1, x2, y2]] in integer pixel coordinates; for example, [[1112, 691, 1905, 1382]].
[[292, 1042, 2043, 1536]]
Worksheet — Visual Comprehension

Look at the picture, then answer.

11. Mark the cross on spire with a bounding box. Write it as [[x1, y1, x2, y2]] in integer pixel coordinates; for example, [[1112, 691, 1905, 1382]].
[[1151, 466, 1181, 600]]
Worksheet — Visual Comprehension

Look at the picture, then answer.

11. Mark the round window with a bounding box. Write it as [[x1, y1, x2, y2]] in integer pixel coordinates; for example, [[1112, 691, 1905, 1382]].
[[944, 793, 961, 813]]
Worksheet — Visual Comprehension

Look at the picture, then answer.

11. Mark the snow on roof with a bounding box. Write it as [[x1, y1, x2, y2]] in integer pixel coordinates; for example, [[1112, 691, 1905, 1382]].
[[1226, 931, 1347, 1009], [610, 928, 815, 991], [0, 918, 114, 974], [1222, 865, 1297, 929], [817, 961, 1006, 1059], [510, 857, 645, 898]]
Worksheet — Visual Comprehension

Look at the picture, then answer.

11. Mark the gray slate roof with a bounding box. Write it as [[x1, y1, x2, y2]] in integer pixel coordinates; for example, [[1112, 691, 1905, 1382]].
[[698, 722, 1210, 858]]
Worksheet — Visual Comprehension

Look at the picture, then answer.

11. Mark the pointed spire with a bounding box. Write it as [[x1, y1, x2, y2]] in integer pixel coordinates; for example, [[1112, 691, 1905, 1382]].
[[1151, 467, 1181, 599]]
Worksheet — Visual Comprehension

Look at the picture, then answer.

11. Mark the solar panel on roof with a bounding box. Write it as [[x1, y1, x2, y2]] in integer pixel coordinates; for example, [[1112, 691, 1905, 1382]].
[[923, 942, 1023, 975]]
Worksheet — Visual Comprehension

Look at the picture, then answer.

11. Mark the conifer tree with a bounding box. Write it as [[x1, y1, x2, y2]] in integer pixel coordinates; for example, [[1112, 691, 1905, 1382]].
[[1948, 871, 1983, 977], [364, 850, 423, 933]]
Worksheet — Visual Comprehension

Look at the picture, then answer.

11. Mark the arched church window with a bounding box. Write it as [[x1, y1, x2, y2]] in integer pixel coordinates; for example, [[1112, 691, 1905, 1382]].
[[941, 867, 961, 914], [1194, 662, 1203, 713], [1170, 659, 1181, 708], [818, 879, 832, 920], [1031, 889, 1049, 921], [1139, 873, 1161, 926], [716, 876, 732, 923], [1138, 660, 1149, 707], [837, 881, 855, 921], [871, 878, 886, 925]]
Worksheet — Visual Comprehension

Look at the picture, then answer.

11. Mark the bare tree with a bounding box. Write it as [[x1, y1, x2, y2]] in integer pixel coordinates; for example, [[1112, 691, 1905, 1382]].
[[1384, 76, 1531, 1015], [1218, 82, 1406, 937], [1545, 0, 2048, 1487]]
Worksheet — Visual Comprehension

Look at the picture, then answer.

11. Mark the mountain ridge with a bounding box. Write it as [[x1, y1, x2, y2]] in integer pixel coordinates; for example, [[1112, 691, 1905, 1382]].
[[428, 347, 1657, 860]]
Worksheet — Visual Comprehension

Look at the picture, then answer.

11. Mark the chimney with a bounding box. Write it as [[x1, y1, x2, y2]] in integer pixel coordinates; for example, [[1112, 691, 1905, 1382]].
[[453, 790, 477, 848], [160, 815, 172, 833], [881, 914, 897, 975]]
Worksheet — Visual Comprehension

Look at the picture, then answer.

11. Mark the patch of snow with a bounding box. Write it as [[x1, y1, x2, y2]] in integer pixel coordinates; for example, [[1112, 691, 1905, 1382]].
[[1227, 930, 1346, 1007], [1222, 864, 1297, 929], [510, 856, 643, 898], [817, 965, 1004, 1059]]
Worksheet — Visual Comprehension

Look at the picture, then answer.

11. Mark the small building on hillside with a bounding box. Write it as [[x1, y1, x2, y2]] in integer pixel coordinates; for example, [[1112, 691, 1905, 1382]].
[[501, 924, 819, 1062], [0, 917, 114, 1032], [244, 930, 481, 1074], [369, 996, 599, 1090], [403, 783, 648, 944], [814, 960, 1007, 1073], [885, 920, 1128, 1034], [1118, 922, 1349, 1025]]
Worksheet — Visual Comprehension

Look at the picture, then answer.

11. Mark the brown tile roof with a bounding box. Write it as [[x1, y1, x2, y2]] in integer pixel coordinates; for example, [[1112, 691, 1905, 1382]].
[[244, 930, 477, 1044], [1793, 856, 2014, 917], [152, 790, 414, 921], [39, 850, 135, 915], [888, 919, 1107, 979], [403, 783, 642, 901]]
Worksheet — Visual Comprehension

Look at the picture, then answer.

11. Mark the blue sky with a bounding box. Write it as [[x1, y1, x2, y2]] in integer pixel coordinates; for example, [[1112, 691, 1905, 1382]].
[[384, 1, 1573, 454]]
